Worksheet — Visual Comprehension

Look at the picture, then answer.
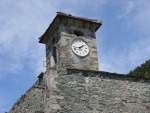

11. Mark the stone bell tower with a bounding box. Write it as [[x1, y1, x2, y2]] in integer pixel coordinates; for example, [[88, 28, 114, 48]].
[[39, 12, 102, 71]]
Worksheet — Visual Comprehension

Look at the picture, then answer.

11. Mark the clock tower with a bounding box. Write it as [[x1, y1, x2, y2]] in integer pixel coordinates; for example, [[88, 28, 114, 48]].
[[39, 12, 102, 71]]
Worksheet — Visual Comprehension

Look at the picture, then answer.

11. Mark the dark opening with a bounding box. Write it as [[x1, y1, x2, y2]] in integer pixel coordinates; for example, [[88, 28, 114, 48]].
[[52, 47, 57, 64], [52, 37, 55, 44], [74, 30, 84, 36], [38, 73, 44, 85]]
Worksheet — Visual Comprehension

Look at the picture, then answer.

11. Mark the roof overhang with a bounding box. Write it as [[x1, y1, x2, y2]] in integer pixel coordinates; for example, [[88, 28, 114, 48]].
[[39, 12, 102, 44]]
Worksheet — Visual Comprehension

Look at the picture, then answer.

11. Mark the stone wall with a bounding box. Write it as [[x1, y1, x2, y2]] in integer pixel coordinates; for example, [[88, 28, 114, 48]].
[[54, 69, 150, 113], [8, 69, 150, 113], [8, 73, 46, 113]]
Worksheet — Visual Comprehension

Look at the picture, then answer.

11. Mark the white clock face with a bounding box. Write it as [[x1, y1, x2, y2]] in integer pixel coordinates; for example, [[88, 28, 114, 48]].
[[71, 39, 89, 56]]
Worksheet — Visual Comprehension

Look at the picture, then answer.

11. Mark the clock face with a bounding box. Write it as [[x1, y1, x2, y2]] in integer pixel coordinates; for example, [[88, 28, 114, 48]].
[[71, 39, 89, 56]]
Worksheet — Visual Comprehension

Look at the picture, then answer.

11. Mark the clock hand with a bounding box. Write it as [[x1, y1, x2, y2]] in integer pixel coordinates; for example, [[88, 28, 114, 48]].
[[79, 45, 86, 50], [79, 45, 84, 48], [73, 47, 79, 50], [76, 43, 82, 47]]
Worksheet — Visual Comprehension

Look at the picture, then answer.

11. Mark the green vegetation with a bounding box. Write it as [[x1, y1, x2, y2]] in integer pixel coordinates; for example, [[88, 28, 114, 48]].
[[129, 59, 150, 79]]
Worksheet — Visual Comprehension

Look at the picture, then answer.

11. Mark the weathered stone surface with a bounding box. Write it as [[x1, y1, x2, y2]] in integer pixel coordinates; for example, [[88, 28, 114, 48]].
[[54, 69, 150, 113], [8, 73, 46, 113], [8, 69, 150, 113], [45, 24, 99, 71], [39, 12, 101, 44]]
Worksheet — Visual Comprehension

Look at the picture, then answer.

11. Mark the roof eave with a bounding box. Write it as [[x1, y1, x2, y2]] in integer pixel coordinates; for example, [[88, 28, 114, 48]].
[[39, 12, 102, 44]]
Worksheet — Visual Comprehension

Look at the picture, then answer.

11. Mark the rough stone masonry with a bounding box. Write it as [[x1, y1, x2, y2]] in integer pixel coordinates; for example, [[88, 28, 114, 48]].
[[8, 12, 150, 113], [8, 69, 150, 113]]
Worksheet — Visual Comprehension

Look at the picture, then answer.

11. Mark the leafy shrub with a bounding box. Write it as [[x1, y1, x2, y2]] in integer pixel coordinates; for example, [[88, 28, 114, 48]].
[[129, 59, 150, 79]]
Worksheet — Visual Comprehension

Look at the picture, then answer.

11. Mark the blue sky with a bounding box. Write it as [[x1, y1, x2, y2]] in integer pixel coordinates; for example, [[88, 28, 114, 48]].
[[0, 0, 150, 112]]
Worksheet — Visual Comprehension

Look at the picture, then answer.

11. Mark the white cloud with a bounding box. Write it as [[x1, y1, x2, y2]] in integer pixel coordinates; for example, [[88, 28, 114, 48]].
[[117, 1, 135, 19], [0, 1, 48, 77], [117, 0, 150, 34], [98, 0, 150, 74], [99, 36, 150, 74], [129, 36, 150, 64]]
